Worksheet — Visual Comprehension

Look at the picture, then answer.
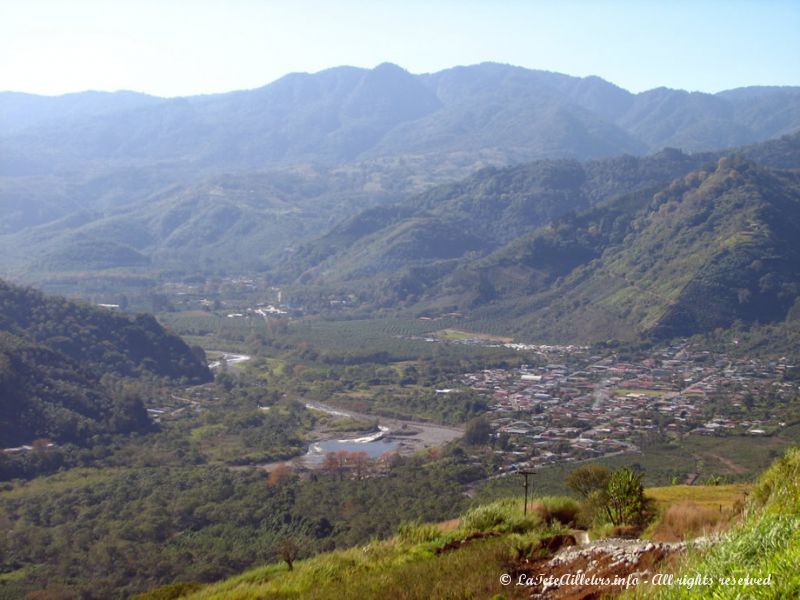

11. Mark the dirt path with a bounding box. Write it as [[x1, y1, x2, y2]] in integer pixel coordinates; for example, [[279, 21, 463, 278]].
[[699, 451, 748, 475]]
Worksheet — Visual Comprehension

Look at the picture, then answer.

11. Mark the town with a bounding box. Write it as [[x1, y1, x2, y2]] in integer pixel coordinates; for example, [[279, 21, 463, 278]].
[[457, 341, 799, 472]]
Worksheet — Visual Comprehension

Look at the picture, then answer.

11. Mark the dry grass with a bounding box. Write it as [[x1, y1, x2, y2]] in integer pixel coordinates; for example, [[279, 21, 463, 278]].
[[436, 518, 461, 533], [648, 500, 735, 542], [646, 483, 751, 510]]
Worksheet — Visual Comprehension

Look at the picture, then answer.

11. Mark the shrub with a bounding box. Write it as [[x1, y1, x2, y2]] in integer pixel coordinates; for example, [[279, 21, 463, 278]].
[[566, 464, 611, 499], [460, 499, 539, 534], [605, 467, 653, 527], [542, 496, 581, 527]]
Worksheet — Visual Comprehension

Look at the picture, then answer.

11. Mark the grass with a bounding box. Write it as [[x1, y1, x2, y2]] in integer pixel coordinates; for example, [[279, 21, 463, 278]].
[[0, 467, 125, 499], [646, 484, 751, 511], [146, 496, 566, 600], [434, 328, 514, 343], [645, 501, 734, 542], [627, 447, 800, 599]]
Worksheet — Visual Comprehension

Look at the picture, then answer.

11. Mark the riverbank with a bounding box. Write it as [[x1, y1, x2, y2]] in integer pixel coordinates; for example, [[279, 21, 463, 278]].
[[239, 400, 464, 473]]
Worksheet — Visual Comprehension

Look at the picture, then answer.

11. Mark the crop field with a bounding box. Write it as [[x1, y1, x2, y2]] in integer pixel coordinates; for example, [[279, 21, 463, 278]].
[[646, 484, 751, 511], [159, 311, 271, 343], [285, 317, 514, 360]]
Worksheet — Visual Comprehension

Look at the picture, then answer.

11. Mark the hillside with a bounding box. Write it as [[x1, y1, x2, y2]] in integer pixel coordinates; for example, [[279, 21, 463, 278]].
[[281, 133, 800, 341], [278, 147, 707, 285], [0, 279, 211, 445], [3, 64, 799, 176], [639, 447, 800, 599], [446, 157, 800, 342], [146, 450, 800, 600], [2, 64, 800, 285]]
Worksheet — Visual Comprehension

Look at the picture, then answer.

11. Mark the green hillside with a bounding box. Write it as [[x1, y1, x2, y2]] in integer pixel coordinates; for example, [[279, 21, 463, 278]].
[[452, 157, 800, 342], [280, 148, 707, 281], [281, 133, 800, 342], [142, 451, 800, 600], [0, 332, 149, 446], [634, 448, 800, 599], [0, 279, 211, 445]]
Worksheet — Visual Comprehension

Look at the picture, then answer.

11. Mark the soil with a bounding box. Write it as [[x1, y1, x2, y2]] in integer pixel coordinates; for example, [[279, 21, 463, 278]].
[[507, 537, 692, 599]]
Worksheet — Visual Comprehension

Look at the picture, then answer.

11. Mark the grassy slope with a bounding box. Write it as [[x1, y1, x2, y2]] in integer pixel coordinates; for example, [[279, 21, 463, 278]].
[[631, 448, 800, 599], [146, 486, 743, 600], [139, 450, 799, 600], [141, 497, 572, 600]]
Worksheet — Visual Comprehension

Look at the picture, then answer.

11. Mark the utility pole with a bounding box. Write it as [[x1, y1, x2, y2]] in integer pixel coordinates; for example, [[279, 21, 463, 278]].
[[519, 470, 536, 516]]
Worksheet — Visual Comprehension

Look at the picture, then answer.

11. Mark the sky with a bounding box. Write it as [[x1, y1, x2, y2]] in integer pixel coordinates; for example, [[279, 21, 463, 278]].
[[1, 0, 798, 97]]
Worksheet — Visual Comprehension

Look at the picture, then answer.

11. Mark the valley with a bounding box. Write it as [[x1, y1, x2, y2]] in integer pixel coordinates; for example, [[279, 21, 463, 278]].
[[2, 53, 800, 599]]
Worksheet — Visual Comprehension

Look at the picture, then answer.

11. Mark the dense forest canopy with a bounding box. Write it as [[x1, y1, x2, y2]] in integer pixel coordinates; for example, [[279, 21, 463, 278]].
[[0, 279, 210, 446]]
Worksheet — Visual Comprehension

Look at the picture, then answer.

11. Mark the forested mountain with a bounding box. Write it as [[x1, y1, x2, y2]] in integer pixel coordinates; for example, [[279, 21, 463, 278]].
[[281, 133, 800, 342], [444, 157, 800, 341], [280, 133, 800, 283], [0, 279, 211, 446], [278, 148, 705, 284], [2, 63, 799, 283], [0, 90, 161, 135], [3, 63, 799, 175]]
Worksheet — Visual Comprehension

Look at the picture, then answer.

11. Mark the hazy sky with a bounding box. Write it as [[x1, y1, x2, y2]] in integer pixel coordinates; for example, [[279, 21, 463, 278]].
[[1, 0, 798, 97]]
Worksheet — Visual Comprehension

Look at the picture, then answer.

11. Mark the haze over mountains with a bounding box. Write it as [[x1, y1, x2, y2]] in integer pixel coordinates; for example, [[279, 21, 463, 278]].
[[2, 61, 800, 344], [3, 62, 800, 174]]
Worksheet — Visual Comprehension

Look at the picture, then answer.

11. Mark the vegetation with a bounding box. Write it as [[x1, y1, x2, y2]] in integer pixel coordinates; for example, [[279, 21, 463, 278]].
[[0, 433, 488, 598], [0, 279, 210, 382], [0, 279, 209, 447], [138, 496, 572, 600], [630, 448, 800, 599]]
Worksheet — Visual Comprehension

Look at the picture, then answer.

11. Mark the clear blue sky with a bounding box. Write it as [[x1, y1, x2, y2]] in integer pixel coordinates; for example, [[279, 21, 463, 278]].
[[1, 0, 798, 97]]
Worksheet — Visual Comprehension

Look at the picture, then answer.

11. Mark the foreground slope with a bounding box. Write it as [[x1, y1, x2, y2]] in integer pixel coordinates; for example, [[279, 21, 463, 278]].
[[638, 448, 800, 599], [163, 451, 799, 600]]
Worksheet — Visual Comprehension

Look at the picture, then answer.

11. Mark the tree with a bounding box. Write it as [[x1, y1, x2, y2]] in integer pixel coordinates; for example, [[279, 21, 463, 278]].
[[605, 467, 648, 527], [464, 416, 491, 446], [566, 464, 611, 499], [323, 451, 348, 481], [266, 464, 292, 487], [276, 538, 300, 571], [349, 451, 370, 479]]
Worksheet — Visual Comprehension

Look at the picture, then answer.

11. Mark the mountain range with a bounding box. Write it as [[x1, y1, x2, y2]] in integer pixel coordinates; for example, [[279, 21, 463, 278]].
[[3, 63, 800, 174], [281, 133, 800, 342], [2, 63, 800, 282]]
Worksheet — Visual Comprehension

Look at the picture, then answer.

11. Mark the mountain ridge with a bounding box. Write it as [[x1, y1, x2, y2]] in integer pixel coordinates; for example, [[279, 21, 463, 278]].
[[3, 62, 799, 176]]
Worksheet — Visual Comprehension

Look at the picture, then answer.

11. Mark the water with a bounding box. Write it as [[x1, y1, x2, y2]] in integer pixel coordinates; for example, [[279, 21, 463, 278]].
[[304, 434, 398, 464]]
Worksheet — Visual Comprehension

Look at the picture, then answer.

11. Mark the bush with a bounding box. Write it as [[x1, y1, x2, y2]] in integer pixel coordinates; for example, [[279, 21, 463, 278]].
[[543, 496, 581, 527], [460, 499, 539, 533], [605, 467, 654, 528], [566, 464, 611, 499], [530, 497, 582, 527]]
